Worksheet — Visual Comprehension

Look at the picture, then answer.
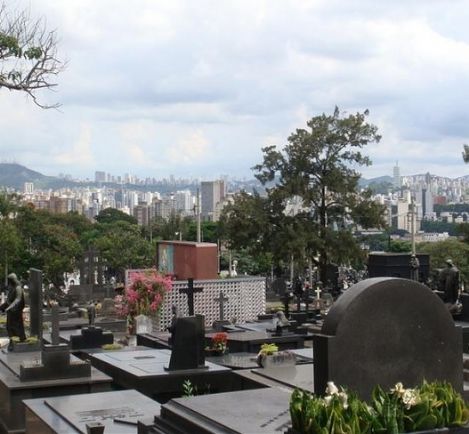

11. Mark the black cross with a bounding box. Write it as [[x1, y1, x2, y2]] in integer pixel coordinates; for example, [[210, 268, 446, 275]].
[[179, 278, 203, 316], [214, 291, 229, 321]]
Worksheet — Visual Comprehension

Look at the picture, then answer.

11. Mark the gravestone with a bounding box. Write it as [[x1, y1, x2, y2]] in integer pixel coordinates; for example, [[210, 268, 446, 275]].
[[313, 277, 463, 400], [29, 268, 43, 342], [179, 278, 203, 316], [166, 315, 207, 371], [20, 304, 92, 381], [212, 291, 231, 331], [144, 388, 292, 434]]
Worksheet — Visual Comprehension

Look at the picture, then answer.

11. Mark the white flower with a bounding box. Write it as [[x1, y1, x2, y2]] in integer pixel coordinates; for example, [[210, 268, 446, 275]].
[[338, 391, 349, 409], [391, 382, 406, 398], [402, 389, 420, 409], [325, 381, 339, 396]]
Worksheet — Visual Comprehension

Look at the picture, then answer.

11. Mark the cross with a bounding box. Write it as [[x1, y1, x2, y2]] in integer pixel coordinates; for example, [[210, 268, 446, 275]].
[[315, 286, 322, 300], [279, 292, 293, 318], [50, 304, 60, 346], [179, 278, 203, 316], [214, 291, 229, 321]]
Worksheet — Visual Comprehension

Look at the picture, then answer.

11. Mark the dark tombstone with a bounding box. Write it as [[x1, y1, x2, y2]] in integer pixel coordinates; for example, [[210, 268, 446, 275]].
[[368, 253, 430, 282], [179, 278, 203, 316], [280, 292, 293, 318], [272, 278, 287, 295], [69, 326, 114, 350], [313, 277, 463, 400], [29, 268, 43, 342], [20, 304, 92, 381], [166, 315, 207, 371]]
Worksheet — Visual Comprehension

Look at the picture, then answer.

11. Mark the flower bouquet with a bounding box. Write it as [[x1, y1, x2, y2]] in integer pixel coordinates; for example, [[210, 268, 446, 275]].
[[115, 269, 172, 334], [205, 332, 228, 356]]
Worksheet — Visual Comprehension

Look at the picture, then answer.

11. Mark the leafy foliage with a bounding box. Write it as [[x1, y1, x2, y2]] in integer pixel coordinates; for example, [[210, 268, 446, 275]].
[[290, 381, 469, 434], [222, 108, 386, 280]]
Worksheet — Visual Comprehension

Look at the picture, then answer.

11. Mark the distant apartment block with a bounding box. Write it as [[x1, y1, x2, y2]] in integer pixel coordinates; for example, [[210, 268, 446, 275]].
[[95, 171, 106, 183], [201, 180, 225, 221], [23, 182, 34, 195]]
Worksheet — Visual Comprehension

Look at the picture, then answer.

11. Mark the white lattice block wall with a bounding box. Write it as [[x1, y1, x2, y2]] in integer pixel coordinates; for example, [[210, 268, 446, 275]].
[[153, 277, 266, 331]]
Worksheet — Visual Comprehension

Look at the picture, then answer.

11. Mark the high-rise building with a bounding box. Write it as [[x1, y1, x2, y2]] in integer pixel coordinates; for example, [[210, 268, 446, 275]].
[[95, 171, 106, 183], [23, 182, 34, 195], [393, 162, 401, 189], [201, 180, 225, 221]]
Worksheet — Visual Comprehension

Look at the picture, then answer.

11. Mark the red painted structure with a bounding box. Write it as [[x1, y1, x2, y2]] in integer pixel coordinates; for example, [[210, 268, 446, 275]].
[[157, 241, 218, 280]]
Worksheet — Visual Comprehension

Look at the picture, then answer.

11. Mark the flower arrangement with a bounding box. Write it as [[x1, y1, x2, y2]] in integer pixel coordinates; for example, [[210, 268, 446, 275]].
[[289, 380, 469, 433], [211, 332, 228, 352], [115, 269, 172, 322]]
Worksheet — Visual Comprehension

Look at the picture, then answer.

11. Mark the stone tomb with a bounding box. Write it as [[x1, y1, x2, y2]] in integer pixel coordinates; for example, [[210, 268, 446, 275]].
[[0, 349, 111, 433], [24, 389, 161, 434], [140, 387, 292, 434], [87, 349, 233, 402], [313, 277, 463, 400]]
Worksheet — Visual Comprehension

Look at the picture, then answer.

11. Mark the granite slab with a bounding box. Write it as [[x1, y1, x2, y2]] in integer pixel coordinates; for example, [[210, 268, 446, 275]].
[[251, 364, 314, 392], [87, 349, 235, 402], [0, 349, 111, 433], [151, 387, 292, 434], [24, 389, 161, 434]]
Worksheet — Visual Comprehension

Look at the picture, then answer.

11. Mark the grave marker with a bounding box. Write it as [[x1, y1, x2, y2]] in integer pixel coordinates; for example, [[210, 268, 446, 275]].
[[179, 278, 203, 316], [214, 291, 228, 321], [313, 277, 463, 400]]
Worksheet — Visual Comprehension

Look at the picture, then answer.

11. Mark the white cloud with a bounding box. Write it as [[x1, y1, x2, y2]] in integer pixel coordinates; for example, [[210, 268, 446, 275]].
[[54, 123, 95, 167], [167, 130, 210, 164]]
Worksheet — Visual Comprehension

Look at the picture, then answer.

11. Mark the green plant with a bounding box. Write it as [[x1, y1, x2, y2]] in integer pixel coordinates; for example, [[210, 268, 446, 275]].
[[182, 380, 195, 397], [258, 343, 279, 356], [101, 343, 123, 351], [289, 381, 469, 433]]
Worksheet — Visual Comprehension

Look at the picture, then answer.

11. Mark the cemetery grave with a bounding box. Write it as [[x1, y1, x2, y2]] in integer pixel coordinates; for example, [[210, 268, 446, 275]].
[[24, 389, 161, 434]]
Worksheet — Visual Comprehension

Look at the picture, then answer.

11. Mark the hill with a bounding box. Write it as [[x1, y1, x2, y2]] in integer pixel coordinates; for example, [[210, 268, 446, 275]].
[[0, 163, 57, 190]]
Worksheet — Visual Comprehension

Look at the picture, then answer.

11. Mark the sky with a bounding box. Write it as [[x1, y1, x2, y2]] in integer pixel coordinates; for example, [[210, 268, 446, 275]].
[[1, 0, 469, 181]]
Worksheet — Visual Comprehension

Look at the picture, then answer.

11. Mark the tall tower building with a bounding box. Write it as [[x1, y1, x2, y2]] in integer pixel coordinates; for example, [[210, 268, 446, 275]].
[[95, 171, 106, 183], [393, 161, 401, 189], [201, 180, 225, 221]]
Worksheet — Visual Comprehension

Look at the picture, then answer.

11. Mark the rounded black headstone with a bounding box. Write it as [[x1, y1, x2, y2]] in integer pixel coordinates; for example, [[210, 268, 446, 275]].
[[318, 277, 462, 399]]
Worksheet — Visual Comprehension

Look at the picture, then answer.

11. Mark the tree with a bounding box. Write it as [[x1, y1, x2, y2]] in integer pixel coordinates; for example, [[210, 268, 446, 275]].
[[95, 208, 138, 225], [418, 239, 469, 285], [93, 221, 153, 282], [463, 144, 469, 163], [250, 107, 386, 281], [0, 2, 64, 108]]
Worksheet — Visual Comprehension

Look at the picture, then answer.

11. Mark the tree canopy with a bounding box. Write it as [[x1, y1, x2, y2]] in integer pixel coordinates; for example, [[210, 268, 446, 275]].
[[463, 144, 469, 163], [0, 2, 63, 108], [221, 107, 387, 280]]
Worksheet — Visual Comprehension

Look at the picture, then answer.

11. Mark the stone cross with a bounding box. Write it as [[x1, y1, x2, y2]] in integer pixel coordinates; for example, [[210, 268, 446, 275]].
[[315, 286, 322, 300], [50, 304, 60, 346], [214, 291, 229, 321], [87, 302, 96, 326], [179, 278, 203, 316], [29, 268, 43, 342]]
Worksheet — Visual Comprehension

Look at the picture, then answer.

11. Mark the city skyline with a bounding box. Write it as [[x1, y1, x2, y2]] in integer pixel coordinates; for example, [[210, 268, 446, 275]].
[[1, 1, 469, 180]]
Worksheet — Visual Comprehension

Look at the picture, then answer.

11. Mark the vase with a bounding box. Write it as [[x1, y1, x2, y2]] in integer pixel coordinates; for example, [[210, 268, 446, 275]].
[[135, 314, 153, 334]]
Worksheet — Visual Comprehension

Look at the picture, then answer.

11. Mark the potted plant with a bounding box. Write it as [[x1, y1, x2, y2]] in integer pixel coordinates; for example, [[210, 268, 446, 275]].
[[288, 380, 469, 434], [256, 343, 296, 368], [205, 332, 228, 356], [114, 269, 172, 335]]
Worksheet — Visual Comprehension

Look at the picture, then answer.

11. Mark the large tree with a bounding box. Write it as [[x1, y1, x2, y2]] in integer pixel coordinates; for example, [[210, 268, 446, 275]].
[[0, 2, 63, 108], [223, 107, 386, 281], [463, 144, 469, 163]]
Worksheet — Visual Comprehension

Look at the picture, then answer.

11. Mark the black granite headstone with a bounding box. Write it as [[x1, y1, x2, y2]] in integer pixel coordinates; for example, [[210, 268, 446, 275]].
[[313, 277, 463, 400], [29, 268, 43, 342], [166, 315, 207, 371]]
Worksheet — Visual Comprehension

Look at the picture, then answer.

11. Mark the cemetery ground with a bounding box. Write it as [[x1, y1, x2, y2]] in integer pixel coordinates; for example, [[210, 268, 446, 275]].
[[1, 272, 469, 433]]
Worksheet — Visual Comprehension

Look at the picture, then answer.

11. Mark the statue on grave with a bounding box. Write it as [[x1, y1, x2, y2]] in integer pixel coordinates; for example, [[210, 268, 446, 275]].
[[0, 273, 26, 343], [409, 254, 420, 282], [272, 310, 290, 336], [440, 259, 460, 306]]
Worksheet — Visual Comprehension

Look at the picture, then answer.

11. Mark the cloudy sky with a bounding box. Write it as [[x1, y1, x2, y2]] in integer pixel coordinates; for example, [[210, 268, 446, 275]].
[[1, 0, 469, 181]]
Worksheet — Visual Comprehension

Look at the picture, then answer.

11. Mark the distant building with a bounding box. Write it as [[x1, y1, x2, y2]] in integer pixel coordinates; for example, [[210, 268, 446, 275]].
[[23, 182, 34, 195], [95, 171, 106, 183], [393, 162, 401, 189], [201, 180, 225, 221]]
